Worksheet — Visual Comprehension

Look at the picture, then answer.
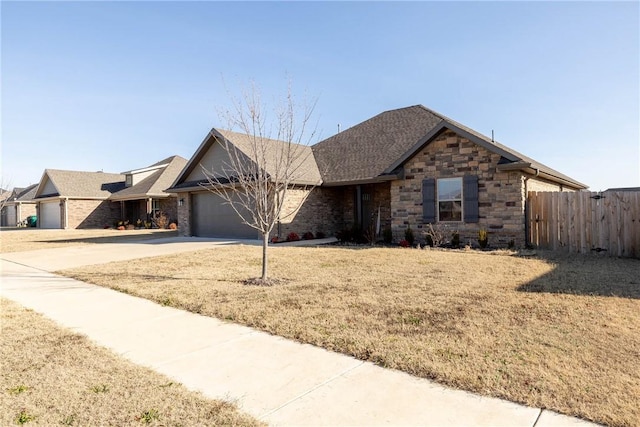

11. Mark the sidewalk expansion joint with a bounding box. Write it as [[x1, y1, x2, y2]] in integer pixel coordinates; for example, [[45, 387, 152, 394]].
[[532, 408, 543, 427], [258, 360, 365, 420]]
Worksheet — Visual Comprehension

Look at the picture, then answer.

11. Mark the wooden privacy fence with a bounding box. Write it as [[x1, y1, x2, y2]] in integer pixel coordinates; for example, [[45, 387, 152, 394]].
[[527, 191, 640, 258]]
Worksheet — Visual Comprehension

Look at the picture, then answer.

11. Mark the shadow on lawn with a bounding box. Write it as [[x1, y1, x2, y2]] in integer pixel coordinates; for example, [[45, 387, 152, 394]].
[[517, 251, 640, 299], [35, 230, 178, 246]]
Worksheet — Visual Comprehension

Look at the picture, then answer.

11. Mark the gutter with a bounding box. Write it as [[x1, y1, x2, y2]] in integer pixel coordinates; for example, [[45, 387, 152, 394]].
[[496, 162, 587, 189]]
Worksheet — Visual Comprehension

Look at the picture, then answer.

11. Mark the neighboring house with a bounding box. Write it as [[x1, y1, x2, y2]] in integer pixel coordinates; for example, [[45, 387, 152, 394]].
[[33, 170, 125, 229], [0, 184, 38, 226], [170, 105, 588, 247], [32, 156, 186, 229], [110, 155, 188, 224]]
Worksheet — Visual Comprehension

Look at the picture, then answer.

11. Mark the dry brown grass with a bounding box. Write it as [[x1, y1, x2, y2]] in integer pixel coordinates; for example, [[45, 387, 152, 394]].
[[60, 245, 640, 427], [0, 298, 262, 426], [0, 228, 177, 253]]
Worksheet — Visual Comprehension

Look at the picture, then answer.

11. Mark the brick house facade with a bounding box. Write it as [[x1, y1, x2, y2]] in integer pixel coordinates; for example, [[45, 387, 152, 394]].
[[171, 105, 586, 247]]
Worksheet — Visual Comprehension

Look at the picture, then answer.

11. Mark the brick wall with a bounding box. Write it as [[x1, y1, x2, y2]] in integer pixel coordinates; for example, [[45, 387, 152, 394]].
[[68, 199, 120, 229], [275, 186, 344, 239], [176, 192, 192, 236], [159, 197, 178, 225], [390, 130, 528, 248]]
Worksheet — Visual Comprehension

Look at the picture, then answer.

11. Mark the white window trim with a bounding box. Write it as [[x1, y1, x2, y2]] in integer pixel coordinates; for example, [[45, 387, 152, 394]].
[[437, 177, 463, 222]]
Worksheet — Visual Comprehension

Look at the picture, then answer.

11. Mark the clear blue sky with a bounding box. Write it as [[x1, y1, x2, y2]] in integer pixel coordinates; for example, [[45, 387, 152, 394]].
[[2, 1, 638, 191]]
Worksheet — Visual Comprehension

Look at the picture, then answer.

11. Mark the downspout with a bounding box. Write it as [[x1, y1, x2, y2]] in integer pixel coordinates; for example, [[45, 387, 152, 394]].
[[356, 185, 362, 227], [523, 168, 539, 248]]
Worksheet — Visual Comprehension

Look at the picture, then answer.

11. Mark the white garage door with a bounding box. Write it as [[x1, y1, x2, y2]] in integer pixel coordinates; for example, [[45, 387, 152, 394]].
[[192, 192, 257, 239], [40, 201, 61, 229]]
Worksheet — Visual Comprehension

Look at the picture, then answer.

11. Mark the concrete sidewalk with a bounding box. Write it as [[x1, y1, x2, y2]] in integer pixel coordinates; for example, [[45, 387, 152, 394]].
[[0, 241, 598, 426]]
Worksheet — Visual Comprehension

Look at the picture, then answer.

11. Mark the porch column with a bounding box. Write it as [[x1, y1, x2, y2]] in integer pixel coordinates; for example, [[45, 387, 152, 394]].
[[120, 201, 124, 220], [62, 198, 68, 229], [16, 203, 21, 224], [147, 198, 152, 220]]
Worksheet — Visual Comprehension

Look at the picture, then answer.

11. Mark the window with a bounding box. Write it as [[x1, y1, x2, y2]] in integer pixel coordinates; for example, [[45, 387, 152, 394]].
[[437, 178, 462, 222], [422, 175, 478, 224], [152, 199, 160, 218], [125, 175, 133, 187]]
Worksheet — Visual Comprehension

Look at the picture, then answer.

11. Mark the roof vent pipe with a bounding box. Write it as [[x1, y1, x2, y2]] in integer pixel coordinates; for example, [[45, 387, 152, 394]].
[[491, 130, 494, 143], [337, 123, 341, 133]]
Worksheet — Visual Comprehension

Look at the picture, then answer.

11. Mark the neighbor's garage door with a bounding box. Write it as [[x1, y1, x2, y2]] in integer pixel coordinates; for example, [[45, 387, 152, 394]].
[[192, 192, 257, 239], [5, 206, 16, 226], [40, 201, 61, 229]]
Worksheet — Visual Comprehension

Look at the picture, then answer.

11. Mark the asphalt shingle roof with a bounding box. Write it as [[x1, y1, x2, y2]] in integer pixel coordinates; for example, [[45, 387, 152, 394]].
[[312, 105, 586, 188], [110, 156, 188, 200], [170, 129, 321, 191], [313, 106, 442, 184], [37, 170, 126, 199]]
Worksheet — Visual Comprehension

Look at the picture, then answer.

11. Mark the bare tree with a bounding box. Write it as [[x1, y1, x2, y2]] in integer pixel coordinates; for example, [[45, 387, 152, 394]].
[[0, 177, 13, 217], [201, 82, 320, 284]]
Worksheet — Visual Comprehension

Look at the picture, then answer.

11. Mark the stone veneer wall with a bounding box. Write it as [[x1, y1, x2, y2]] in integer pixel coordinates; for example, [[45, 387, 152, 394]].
[[391, 130, 528, 248], [68, 199, 121, 229]]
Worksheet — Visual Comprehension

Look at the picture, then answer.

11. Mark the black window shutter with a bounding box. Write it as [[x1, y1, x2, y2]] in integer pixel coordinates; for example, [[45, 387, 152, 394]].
[[463, 175, 479, 223], [422, 178, 436, 223]]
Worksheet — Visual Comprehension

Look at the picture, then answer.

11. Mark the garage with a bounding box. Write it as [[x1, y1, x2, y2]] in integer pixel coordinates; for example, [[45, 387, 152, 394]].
[[39, 200, 61, 229], [192, 192, 257, 239], [3, 206, 16, 226]]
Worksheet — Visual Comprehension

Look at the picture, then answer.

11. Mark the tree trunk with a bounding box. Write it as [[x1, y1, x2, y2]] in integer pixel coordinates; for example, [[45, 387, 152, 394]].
[[261, 232, 269, 281]]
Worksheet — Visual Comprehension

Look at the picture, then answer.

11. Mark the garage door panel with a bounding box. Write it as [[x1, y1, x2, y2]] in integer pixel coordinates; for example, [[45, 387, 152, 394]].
[[40, 201, 61, 229], [192, 192, 257, 239], [6, 206, 16, 226]]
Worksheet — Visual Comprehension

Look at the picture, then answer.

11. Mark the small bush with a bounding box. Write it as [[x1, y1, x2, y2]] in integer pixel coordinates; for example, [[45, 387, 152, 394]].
[[451, 232, 460, 248], [302, 231, 314, 240], [478, 229, 488, 249], [316, 231, 326, 239], [399, 239, 410, 248], [425, 234, 434, 247], [383, 227, 393, 244], [286, 232, 300, 242], [169, 223, 177, 230], [155, 212, 169, 229], [336, 228, 352, 242], [117, 226, 125, 231], [270, 236, 280, 243], [404, 226, 415, 246]]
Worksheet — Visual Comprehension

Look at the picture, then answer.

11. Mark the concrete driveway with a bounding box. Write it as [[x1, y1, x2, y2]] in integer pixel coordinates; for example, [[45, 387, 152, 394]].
[[0, 236, 599, 426]]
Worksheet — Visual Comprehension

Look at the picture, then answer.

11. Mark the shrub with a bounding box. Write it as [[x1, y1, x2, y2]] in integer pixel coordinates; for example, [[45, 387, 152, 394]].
[[155, 212, 169, 229], [169, 223, 177, 230], [336, 228, 352, 242], [316, 231, 326, 239], [399, 239, 410, 248], [405, 226, 415, 246], [383, 227, 393, 244], [270, 236, 280, 243], [451, 232, 460, 248], [425, 234, 434, 247], [302, 231, 314, 240], [117, 226, 125, 231], [286, 232, 300, 242], [478, 229, 488, 249], [135, 219, 143, 228], [126, 224, 135, 230]]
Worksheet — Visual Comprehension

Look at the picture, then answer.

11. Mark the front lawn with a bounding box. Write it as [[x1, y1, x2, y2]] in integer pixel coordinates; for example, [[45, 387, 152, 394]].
[[61, 246, 640, 427], [0, 298, 261, 426]]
